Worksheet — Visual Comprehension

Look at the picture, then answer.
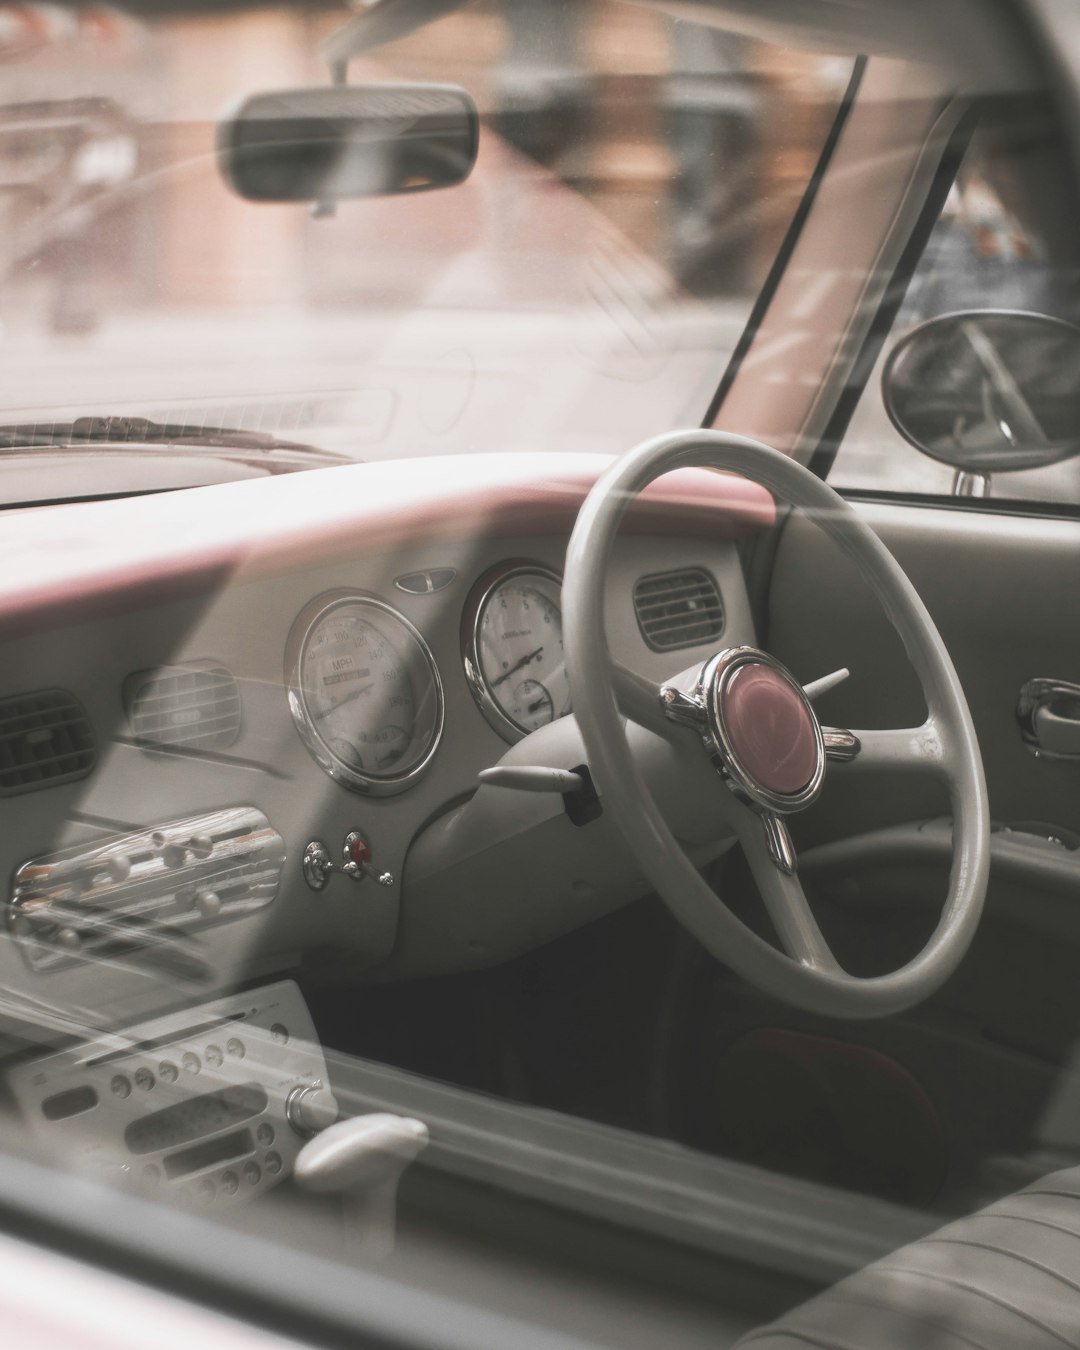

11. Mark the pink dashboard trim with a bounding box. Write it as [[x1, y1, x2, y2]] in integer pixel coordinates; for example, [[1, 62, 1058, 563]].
[[0, 453, 775, 638]]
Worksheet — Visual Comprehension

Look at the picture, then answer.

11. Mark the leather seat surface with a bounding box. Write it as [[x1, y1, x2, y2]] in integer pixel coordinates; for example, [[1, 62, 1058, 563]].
[[740, 1166, 1080, 1348]]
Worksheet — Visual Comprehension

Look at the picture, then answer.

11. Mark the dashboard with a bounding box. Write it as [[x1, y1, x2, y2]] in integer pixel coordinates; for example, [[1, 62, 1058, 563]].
[[0, 452, 773, 1048]]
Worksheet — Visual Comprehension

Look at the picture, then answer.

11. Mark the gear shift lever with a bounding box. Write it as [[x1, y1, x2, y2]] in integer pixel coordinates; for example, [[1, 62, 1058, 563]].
[[293, 1112, 429, 1259]]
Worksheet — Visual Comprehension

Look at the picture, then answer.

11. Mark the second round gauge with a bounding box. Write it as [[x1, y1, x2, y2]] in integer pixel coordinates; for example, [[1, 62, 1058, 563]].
[[465, 565, 570, 741]]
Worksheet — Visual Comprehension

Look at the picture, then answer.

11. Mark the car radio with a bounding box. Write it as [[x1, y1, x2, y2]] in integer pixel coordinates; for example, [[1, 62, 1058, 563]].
[[9, 980, 337, 1205]]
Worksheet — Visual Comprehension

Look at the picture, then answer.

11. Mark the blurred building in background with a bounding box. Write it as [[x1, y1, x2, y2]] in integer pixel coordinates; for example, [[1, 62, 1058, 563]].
[[0, 0, 848, 328]]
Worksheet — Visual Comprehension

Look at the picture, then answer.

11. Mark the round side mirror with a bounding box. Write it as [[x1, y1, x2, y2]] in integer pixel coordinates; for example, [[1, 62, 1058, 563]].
[[882, 309, 1080, 475]]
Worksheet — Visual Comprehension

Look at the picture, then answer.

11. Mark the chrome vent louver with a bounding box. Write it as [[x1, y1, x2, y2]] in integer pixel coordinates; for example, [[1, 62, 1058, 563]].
[[633, 568, 725, 651], [0, 689, 96, 796], [126, 664, 241, 751]]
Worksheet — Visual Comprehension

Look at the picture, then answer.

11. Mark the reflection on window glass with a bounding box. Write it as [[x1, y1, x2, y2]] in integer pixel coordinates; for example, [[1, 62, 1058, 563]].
[[0, 2, 852, 462], [831, 96, 1080, 503]]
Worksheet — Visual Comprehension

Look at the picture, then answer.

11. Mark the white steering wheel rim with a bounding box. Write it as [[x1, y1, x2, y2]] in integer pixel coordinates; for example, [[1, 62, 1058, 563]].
[[563, 431, 990, 1020]]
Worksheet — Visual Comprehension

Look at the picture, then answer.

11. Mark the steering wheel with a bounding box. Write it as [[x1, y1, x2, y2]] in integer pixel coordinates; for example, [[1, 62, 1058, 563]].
[[563, 431, 990, 1020]]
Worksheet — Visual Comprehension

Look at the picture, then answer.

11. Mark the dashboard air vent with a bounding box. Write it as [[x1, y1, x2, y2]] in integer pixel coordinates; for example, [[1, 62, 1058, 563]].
[[126, 664, 241, 752], [633, 568, 725, 651], [0, 689, 96, 796]]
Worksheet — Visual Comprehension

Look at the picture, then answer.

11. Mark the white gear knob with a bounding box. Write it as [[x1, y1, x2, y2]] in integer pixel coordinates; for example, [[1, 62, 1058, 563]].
[[293, 1112, 429, 1259]]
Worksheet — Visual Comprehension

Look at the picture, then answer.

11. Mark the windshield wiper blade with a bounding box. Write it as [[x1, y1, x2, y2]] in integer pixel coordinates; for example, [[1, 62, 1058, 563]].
[[0, 415, 330, 454]]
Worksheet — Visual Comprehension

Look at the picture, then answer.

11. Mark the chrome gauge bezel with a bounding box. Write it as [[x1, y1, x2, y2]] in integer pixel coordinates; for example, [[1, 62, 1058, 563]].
[[462, 562, 567, 744], [285, 590, 444, 796]]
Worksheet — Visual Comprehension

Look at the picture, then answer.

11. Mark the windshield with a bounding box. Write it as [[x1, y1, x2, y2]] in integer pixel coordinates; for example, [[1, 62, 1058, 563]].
[[0, 5, 880, 1347], [0, 2, 852, 462]]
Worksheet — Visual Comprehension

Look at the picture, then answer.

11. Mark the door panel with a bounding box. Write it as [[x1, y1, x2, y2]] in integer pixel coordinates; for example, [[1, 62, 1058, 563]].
[[758, 499, 1080, 1204], [768, 500, 1080, 848]]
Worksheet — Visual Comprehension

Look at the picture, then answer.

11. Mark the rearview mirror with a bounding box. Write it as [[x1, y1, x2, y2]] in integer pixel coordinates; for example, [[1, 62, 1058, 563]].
[[217, 83, 479, 203], [882, 310, 1080, 476]]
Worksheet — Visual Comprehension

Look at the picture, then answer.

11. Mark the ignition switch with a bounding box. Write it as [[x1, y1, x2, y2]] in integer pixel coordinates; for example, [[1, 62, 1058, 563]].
[[342, 832, 394, 887]]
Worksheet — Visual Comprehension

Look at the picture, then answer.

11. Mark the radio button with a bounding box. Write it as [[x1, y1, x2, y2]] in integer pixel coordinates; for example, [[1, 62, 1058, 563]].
[[265, 1151, 282, 1176], [226, 1038, 245, 1060], [220, 1170, 239, 1195], [270, 1023, 289, 1045], [133, 1067, 154, 1092], [110, 1074, 131, 1099], [159, 1061, 178, 1083], [256, 1122, 274, 1146], [181, 1052, 200, 1075], [242, 1161, 261, 1186], [205, 1045, 223, 1068]]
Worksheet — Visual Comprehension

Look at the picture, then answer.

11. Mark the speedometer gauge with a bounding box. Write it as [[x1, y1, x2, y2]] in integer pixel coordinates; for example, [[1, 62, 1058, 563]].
[[463, 564, 569, 742], [286, 593, 443, 795]]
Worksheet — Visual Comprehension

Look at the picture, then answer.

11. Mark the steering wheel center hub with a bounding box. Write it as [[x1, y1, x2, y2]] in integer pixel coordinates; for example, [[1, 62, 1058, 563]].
[[722, 663, 818, 794], [702, 647, 825, 814]]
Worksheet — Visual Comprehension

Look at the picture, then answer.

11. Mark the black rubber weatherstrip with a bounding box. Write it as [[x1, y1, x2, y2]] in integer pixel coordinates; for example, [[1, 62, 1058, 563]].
[[840, 486, 1080, 524], [700, 55, 866, 430], [806, 102, 979, 480]]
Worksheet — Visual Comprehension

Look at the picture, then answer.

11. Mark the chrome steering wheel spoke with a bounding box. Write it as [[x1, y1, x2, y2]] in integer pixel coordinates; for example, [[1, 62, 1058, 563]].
[[761, 811, 798, 875], [658, 683, 708, 732], [821, 727, 861, 762]]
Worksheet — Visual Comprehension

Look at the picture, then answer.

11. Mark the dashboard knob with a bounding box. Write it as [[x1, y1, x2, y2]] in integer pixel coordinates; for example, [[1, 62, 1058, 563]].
[[162, 841, 188, 868], [102, 855, 132, 884], [56, 926, 81, 952], [194, 889, 222, 919], [287, 1083, 340, 1137]]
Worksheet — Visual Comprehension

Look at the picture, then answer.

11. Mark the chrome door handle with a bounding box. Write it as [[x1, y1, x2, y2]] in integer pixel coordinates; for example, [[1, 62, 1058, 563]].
[[1017, 678, 1080, 758]]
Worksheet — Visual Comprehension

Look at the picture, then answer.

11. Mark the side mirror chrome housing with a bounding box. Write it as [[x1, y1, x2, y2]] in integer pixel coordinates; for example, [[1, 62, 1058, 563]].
[[882, 309, 1080, 491]]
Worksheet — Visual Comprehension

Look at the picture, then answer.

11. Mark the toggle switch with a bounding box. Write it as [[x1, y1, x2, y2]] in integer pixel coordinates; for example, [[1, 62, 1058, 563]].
[[302, 840, 335, 892], [342, 832, 394, 887]]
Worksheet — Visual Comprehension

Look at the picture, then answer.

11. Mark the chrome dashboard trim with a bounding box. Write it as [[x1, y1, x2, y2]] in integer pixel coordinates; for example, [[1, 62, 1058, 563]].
[[461, 561, 565, 745], [285, 590, 444, 796], [7, 807, 286, 973]]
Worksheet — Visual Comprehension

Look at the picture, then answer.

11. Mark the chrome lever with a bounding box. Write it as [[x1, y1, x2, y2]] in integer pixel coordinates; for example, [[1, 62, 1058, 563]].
[[1017, 678, 1080, 759]]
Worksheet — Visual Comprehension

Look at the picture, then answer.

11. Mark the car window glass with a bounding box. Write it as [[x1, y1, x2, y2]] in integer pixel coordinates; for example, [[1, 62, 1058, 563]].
[[828, 97, 1080, 505], [0, 5, 853, 465]]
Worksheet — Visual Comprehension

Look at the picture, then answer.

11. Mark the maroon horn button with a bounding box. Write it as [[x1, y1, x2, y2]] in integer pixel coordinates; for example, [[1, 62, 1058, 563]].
[[721, 662, 818, 796]]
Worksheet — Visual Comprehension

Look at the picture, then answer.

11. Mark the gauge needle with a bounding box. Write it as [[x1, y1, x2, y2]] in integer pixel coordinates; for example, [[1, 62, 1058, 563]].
[[491, 647, 544, 688], [315, 683, 374, 721]]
